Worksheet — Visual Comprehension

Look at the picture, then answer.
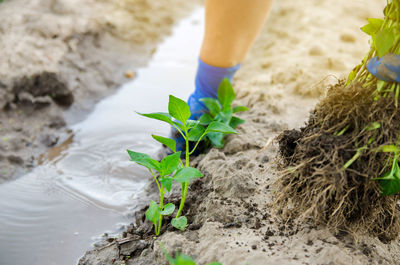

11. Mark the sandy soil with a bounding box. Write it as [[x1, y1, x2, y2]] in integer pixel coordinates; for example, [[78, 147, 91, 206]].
[[0, 0, 200, 182], [78, 0, 400, 264]]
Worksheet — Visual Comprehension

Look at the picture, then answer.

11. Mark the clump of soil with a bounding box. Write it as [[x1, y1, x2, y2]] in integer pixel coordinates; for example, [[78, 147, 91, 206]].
[[12, 72, 74, 108], [276, 80, 400, 241]]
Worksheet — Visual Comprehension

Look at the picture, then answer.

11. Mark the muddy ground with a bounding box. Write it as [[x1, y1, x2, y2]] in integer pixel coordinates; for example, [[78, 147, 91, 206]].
[[0, 0, 200, 182], [3, 0, 400, 264]]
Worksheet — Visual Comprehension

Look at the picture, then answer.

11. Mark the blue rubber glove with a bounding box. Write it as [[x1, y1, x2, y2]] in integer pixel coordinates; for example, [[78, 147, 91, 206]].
[[172, 58, 241, 152], [188, 58, 241, 119], [367, 54, 400, 83]]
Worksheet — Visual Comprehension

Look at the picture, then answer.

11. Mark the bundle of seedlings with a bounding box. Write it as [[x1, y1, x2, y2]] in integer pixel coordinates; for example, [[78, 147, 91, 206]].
[[276, 0, 400, 241]]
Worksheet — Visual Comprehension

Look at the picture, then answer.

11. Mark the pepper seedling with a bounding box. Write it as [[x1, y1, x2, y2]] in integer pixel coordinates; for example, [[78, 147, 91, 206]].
[[127, 150, 181, 235], [197, 78, 248, 147], [128, 82, 240, 234]]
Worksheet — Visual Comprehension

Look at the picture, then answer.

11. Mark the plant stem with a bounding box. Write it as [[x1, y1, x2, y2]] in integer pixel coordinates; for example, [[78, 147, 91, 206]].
[[176, 130, 190, 218], [188, 133, 207, 155], [149, 169, 162, 194], [157, 187, 165, 236]]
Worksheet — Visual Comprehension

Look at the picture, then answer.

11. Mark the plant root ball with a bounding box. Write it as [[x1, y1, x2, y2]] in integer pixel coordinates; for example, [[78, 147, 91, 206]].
[[276, 80, 400, 242]]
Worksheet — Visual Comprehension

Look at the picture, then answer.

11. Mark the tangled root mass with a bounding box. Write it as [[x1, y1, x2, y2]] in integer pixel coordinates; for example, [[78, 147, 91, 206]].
[[277, 80, 400, 241]]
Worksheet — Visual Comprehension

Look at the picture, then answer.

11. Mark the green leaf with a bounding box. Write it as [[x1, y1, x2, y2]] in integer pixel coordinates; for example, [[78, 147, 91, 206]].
[[127, 150, 160, 170], [171, 216, 187, 231], [199, 113, 213, 125], [199, 98, 221, 116], [160, 152, 182, 176], [185, 120, 200, 130], [175, 253, 196, 265], [168, 95, 191, 124], [207, 132, 224, 148], [160, 177, 173, 192], [233, 106, 249, 113], [375, 28, 395, 57], [373, 158, 400, 195], [145, 200, 160, 225], [205, 121, 237, 135], [137, 112, 173, 125], [230, 116, 245, 128], [361, 18, 383, 36], [379, 178, 400, 196], [152, 135, 176, 153], [160, 203, 175, 215], [188, 124, 206, 141], [220, 108, 233, 123], [379, 145, 400, 153], [173, 167, 203, 183], [217, 78, 235, 109]]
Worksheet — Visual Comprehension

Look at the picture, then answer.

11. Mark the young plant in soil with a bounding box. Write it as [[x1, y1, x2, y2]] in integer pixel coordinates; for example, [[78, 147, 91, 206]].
[[127, 79, 243, 235], [198, 78, 249, 148], [276, 0, 400, 240]]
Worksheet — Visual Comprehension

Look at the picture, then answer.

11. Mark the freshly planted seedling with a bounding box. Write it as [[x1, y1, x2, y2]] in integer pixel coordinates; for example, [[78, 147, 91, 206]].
[[127, 150, 181, 235], [198, 78, 248, 148], [128, 83, 242, 234]]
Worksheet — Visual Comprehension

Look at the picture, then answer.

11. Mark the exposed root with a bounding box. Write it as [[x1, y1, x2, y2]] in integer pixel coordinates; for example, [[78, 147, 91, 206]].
[[276, 80, 400, 241]]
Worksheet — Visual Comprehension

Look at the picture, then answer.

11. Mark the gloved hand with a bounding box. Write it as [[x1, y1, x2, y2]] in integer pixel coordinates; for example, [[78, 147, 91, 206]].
[[172, 58, 241, 152], [367, 54, 400, 83]]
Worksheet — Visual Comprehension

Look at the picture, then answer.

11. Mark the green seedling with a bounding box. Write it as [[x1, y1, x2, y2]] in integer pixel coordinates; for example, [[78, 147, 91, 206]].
[[128, 80, 242, 234], [160, 242, 221, 265], [198, 78, 248, 148], [127, 150, 181, 235]]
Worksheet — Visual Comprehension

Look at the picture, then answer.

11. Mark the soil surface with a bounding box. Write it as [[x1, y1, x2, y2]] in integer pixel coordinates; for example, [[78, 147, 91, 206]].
[[79, 0, 400, 264], [0, 0, 200, 182]]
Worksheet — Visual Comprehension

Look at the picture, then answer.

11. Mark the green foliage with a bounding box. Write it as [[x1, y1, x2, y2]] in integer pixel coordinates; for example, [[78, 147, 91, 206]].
[[160, 203, 175, 215], [171, 216, 187, 231], [198, 78, 248, 148], [347, 1, 400, 88], [375, 28, 395, 57], [137, 112, 174, 125], [169, 95, 191, 124], [343, 1, 400, 196], [173, 167, 203, 183], [127, 150, 160, 171], [373, 145, 400, 196], [152, 135, 177, 152], [145, 200, 161, 228], [127, 83, 246, 235]]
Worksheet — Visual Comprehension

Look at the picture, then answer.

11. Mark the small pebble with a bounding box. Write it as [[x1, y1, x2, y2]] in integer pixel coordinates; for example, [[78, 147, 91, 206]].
[[124, 71, 135, 79]]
